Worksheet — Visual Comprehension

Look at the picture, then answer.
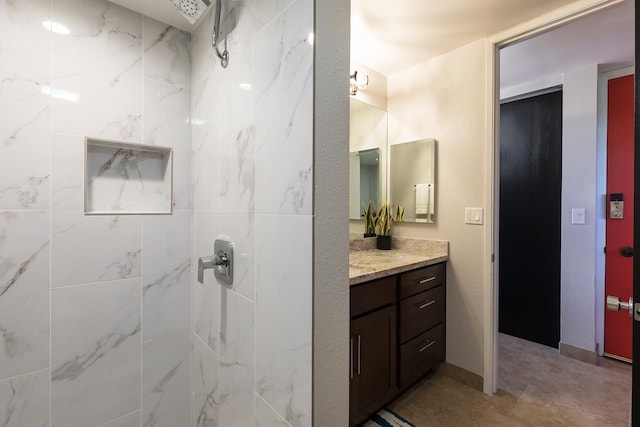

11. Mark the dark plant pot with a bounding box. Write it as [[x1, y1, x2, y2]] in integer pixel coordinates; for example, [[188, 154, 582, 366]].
[[377, 235, 392, 250], [364, 232, 376, 238]]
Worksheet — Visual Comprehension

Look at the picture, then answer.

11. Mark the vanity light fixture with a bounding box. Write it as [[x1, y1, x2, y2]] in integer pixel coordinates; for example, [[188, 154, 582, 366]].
[[350, 70, 369, 95]]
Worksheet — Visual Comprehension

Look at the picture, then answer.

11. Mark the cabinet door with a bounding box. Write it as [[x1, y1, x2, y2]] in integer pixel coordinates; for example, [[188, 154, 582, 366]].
[[350, 305, 397, 426]]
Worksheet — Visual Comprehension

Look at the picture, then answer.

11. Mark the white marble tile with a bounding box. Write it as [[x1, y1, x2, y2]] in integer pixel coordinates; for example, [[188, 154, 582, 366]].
[[51, 133, 83, 211], [255, 394, 290, 427], [100, 411, 141, 427], [254, 0, 313, 215], [192, 211, 220, 351], [219, 213, 255, 301], [143, 78, 191, 210], [51, 211, 142, 288], [190, 6, 216, 89], [142, 212, 190, 340], [0, 212, 50, 381], [192, 336, 219, 427], [255, 214, 312, 426], [51, 0, 143, 140], [191, 76, 220, 213], [256, 0, 296, 32], [0, 0, 51, 51], [142, 333, 190, 427], [51, 278, 142, 426], [51, 0, 142, 58], [0, 368, 50, 427], [0, 42, 51, 211], [217, 289, 255, 427], [143, 16, 191, 89], [217, 85, 256, 214]]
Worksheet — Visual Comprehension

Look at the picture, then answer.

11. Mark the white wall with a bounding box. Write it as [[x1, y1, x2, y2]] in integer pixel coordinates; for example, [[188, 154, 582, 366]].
[[387, 40, 489, 377], [560, 65, 600, 352]]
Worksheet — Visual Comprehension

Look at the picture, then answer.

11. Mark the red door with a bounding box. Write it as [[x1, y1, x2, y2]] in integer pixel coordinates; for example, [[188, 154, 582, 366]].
[[604, 74, 635, 361]]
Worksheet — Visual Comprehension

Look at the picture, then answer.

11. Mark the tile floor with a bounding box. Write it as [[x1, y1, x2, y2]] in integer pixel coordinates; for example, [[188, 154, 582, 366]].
[[391, 333, 632, 426]]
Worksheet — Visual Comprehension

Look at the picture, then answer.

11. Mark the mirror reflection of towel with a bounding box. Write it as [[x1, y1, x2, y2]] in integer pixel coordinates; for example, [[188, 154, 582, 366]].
[[415, 183, 434, 215]]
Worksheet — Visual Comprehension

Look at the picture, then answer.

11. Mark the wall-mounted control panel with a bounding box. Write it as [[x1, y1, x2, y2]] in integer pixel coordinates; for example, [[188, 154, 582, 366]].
[[610, 193, 624, 220]]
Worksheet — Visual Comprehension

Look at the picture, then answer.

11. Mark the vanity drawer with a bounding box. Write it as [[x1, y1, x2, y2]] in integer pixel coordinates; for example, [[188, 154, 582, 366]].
[[399, 323, 445, 388], [351, 276, 396, 318], [399, 285, 445, 344], [399, 263, 445, 299]]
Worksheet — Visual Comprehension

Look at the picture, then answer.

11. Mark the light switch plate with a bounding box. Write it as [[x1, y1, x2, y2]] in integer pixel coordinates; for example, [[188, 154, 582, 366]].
[[571, 208, 586, 225], [465, 207, 484, 225]]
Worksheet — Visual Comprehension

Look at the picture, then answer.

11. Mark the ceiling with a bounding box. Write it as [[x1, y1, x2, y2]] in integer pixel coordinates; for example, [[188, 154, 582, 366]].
[[500, 0, 634, 88], [109, 0, 206, 32], [351, 0, 632, 77]]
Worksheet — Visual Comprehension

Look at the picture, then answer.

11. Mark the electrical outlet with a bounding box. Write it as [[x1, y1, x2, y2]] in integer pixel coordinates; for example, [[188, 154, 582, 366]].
[[465, 207, 484, 225]]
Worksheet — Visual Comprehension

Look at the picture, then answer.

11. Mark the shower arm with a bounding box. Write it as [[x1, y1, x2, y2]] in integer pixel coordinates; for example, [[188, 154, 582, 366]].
[[212, 0, 229, 68]]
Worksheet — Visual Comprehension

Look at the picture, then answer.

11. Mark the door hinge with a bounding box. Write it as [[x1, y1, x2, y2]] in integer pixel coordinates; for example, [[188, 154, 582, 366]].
[[604, 246, 607, 254], [491, 254, 495, 262], [635, 303, 640, 322]]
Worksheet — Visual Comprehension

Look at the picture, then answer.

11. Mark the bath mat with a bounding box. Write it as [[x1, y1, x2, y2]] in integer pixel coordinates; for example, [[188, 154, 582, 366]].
[[364, 408, 416, 427]]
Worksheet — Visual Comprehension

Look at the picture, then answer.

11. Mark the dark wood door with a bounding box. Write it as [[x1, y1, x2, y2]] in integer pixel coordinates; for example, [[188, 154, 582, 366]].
[[499, 91, 563, 348], [349, 305, 397, 426]]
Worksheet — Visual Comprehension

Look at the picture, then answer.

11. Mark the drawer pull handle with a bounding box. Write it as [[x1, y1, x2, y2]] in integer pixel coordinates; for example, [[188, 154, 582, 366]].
[[418, 300, 436, 309], [419, 276, 437, 284], [419, 340, 436, 353]]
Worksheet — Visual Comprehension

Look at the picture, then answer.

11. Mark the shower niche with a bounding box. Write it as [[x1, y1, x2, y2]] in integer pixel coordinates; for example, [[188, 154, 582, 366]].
[[84, 137, 173, 215]]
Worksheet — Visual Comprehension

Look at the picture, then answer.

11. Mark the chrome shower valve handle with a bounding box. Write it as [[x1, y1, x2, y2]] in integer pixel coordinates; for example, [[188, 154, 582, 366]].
[[197, 238, 234, 285]]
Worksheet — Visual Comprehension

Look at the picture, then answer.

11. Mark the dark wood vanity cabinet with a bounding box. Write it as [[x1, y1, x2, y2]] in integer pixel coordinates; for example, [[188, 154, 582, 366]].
[[349, 262, 446, 426], [349, 277, 398, 427], [397, 263, 446, 389]]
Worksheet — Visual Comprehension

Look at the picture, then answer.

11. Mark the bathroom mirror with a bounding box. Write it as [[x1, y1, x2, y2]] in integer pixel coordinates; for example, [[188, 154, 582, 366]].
[[349, 98, 388, 219], [390, 139, 436, 223]]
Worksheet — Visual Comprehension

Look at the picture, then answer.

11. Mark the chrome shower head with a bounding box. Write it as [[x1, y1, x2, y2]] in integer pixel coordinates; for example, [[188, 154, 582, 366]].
[[169, 0, 211, 24]]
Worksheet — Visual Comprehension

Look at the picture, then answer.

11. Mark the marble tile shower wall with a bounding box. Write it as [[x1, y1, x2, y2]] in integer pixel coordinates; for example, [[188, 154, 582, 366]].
[[191, 0, 313, 426], [0, 0, 191, 426]]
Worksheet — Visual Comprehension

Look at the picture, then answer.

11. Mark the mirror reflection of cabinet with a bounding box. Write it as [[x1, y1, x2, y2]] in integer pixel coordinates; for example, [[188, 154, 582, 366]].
[[349, 99, 387, 219], [390, 139, 436, 223]]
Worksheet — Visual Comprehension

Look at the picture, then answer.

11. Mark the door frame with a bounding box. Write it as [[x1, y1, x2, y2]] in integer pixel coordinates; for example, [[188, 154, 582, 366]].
[[484, 0, 628, 395], [598, 67, 635, 358]]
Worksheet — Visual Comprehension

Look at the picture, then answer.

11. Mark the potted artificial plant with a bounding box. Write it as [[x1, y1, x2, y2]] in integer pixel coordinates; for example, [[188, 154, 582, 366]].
[[376, 202, 406, 250], [362, 201, 377, 237]]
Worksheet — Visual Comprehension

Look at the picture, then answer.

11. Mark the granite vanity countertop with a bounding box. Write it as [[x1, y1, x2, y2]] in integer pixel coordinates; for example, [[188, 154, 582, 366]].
[[349, 248, 448, 286]]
